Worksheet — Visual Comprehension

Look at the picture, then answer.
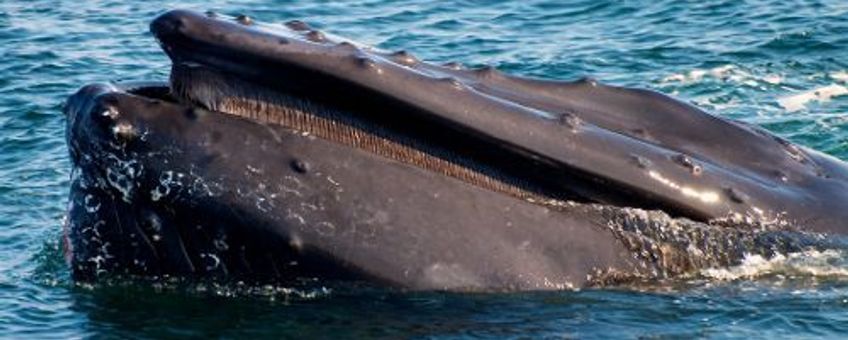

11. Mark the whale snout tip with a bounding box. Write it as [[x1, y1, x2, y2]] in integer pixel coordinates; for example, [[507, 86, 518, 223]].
[[150, 9, 202, 42], [63, 83, 118, 124]]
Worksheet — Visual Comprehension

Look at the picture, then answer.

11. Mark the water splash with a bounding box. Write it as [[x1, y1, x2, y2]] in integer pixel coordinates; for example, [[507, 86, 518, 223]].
[[701, 249, 848, 281]]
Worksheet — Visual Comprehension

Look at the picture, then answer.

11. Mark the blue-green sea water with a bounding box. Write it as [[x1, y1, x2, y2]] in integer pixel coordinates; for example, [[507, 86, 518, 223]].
[[3, 0, 848, 338]]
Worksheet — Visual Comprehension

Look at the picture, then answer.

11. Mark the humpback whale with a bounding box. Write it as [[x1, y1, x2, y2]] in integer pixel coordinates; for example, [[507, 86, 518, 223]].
[[63, 9, 848, 291]]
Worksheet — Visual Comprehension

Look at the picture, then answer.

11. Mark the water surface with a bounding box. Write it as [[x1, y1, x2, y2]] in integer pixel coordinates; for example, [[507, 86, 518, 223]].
[[2, 0, 848, 338]]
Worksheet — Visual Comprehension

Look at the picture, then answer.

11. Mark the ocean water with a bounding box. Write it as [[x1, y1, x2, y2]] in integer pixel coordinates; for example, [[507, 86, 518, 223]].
[[2, 0, 848, 338]]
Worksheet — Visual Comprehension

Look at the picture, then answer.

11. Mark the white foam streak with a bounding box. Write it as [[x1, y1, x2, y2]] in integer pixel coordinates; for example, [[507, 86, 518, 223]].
[[831, 71, 848, 83], [777, 84, 848, 112], [701, 249, 848, 281], [661, 65, 782, 86]]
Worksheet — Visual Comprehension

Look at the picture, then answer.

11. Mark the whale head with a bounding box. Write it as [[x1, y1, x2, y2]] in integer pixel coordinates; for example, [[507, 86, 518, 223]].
[[62, 9, 848, 290]]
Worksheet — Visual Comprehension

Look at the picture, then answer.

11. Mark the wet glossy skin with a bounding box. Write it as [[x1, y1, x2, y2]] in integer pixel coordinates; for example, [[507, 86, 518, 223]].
[[152, 10, 848, 232], [63, 10, 848, 290], [65, 83, 644, 290]]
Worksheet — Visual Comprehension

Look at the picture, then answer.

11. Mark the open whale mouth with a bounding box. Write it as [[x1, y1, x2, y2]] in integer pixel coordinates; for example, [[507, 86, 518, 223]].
[[152, 10, 671, 213], [150, 10, 767, 218], [62, 9, 848, 291]]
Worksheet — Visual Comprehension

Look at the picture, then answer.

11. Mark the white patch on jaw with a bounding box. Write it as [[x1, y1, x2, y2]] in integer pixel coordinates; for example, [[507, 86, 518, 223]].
[[289, 234, 304, 251], [104, 156, 143, 203], [314, 221, 336, 237], [150, 186, 167, 202], [286, 209, 306, 226], [151, 170, 184, 201], [422, 263, 481, 290], [326, 176, 340, 186], [280, 176, 303, 198], [112, 122, 136, 139], [83, 194, 101, 213], [147, 213, 163, 234], [255, 196, 270, 213], [101, 107, 119, 119], [213, 234, 229, 251], [200, 253, 221, 271], [246, 164, 262, 175]]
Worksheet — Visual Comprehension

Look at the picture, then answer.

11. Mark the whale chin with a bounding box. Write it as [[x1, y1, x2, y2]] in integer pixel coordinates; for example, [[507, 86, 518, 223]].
[[62, 9, 848, 291]]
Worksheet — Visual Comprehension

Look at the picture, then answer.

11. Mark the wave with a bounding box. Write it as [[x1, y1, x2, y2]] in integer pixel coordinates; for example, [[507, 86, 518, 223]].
[[660, 65, 782, 86], [776, 84, 848, 112]]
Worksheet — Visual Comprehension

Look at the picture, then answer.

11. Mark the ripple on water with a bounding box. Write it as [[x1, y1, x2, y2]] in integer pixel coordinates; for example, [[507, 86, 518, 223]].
[[2, 0, 848, 337]]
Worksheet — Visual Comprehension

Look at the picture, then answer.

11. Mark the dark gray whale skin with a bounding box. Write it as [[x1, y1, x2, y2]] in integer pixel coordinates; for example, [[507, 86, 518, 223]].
[[63, 9, 848, 290], [150, 10, 848, 232], [64, 83, 642, 290]]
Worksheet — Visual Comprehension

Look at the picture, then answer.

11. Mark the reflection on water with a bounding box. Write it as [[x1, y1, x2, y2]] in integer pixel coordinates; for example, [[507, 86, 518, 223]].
[[61, 274, 848, 338]]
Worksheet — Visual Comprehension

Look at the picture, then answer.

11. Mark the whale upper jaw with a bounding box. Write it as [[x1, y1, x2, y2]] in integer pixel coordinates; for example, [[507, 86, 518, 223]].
[[149, 10, 848, 232]]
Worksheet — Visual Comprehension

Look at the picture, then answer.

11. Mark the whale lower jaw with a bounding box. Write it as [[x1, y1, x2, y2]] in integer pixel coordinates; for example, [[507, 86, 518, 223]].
[[63, 82, 837, 291]]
